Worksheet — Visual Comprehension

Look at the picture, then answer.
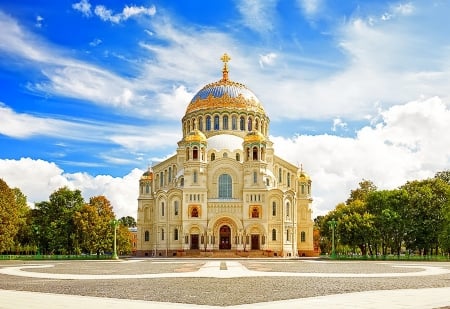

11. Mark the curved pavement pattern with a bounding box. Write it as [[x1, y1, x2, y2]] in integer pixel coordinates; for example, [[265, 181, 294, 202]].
[[1, 260, 450, 308]]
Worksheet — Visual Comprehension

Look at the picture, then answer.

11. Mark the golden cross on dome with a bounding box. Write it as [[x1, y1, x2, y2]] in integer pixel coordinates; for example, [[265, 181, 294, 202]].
[[221, 53, 231, 81]]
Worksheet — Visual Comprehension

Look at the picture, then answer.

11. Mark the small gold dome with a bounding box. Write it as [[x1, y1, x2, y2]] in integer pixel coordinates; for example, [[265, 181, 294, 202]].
[[299, 171, 310, 181], [244, 130, 266, 143], [141, 170, 153, 181], [185, 129, 207, 143]]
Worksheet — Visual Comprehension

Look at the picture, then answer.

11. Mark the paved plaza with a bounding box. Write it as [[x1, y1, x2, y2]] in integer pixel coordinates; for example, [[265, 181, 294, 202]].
[[0, 258, 450, 308]]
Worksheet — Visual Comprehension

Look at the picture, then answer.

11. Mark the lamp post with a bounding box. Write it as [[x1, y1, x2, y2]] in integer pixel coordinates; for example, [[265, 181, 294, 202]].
[[33, 225, 40, 257], [328, 219, 337, 259], [110, 219, 120, 260]]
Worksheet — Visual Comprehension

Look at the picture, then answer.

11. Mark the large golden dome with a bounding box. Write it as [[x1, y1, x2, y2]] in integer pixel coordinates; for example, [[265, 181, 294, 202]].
[[185, 53, 265, 115]]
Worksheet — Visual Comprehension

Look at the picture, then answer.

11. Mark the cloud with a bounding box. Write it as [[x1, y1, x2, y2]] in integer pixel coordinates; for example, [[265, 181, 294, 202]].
[[298, 0, 322, 17], [89, 38, 102, 47], [72, 0, 92, 17], [235, 0, 277, 34], [271, 96, 450, 216], [0, 157, 141, 218], [259, 53, 277, 68], [0, 102, 179, 152], [2, 97, 449, 219], [94, 4, 156, 24], [331, 118, 347, 132], [35, 15, 44, 28]]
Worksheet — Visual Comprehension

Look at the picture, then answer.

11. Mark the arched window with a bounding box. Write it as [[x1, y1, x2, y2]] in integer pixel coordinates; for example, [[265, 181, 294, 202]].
[[218, 174, 232, 199], [187, 120, 191, 133], [161, 202, 165, 216], [180, 177, 184, 187], [214, 115, 219, 130], [174, 201, 179, 216], [236, 153, 240, 161], [272, 201, 276, 216], [160, 172, 164, 187], [168, 167, 172, 183], [287, 172, 290, 187], [206, 116, 211, 131], [232, 116, 237, 130], [161, 228, 165, 240], [252, 147, 258, 160], [223, 115, 229, 130], [144, 231, 149, 241], [198, 116, 203, 131], [145, 183, 150, 194], [174, 228, 179, 241], [240, 116, 245, 131], [191, 207, 198, 217], [248, 117, 252, 131], [286, 229, 290, 241], [301, 231, 306, 242], [193, 147, 198, 160], [286, 202, 290, 217], [272, 229, 276, 241], [211, 153, 215, 161], [252, 207, 259, 218], [278, 168, 282, 183]]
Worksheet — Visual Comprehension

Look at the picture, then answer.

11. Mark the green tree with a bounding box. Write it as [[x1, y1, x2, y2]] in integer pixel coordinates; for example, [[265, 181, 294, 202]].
[[34, 187, 84, 254], [117, 224, 132, 255], [401, 178, 450, 255], [73, 196, 115, 255], [0, 179, 20, 253], [346, 179, 377, 205], [119, 216, 136, 227], [12, 188, 32, 253], [366, 189, 409, 256], [336, 200, 376, 256]]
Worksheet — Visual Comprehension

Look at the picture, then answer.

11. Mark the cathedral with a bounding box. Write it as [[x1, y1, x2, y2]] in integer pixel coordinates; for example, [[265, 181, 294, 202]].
[[136, 54, 314, 257]]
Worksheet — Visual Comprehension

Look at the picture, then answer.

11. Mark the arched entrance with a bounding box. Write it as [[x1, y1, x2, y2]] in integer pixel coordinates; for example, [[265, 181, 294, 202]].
[[219, 225, 231, 250]]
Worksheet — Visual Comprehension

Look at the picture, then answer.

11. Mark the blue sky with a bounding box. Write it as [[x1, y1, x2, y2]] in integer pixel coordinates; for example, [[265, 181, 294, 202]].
[[1, 0, 450, 218]]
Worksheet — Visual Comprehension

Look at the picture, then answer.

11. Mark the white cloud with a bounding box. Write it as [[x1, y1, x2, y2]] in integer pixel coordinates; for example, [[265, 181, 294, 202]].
[[331, 118, 347, 132], [298, 0, 322, 17], [94, 4, 156, 24], [0, 158, 141, 218], [236, 0, 277, 34], [0, 102, 179, 153], [35, 15, 44, 28], [392, 2, 415, 16], [89, 38, 102, 47], [72, 0, 92, 17], [271, 96, 450, 216], [2, 97, 449, 219], [259, 53, 277, 68]]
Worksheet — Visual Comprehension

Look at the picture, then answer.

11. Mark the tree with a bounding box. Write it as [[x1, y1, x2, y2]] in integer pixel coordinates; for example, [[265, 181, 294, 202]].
[[0, 179, 20, 253], [12, 188, 32, 253], [401, 178, 450, 255], [119, 216, 136, 227], [34, 187, 84, 254], [73, 196, 115, 255], [346, 179, 377, 205], [335, 200, 376, 256], [366, 189, 409, 256], [117, 224, 132, 255]]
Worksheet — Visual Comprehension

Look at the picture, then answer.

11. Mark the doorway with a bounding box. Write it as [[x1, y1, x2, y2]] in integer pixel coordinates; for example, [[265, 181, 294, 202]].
[[251, 234, 260, 250], [190, 234, 199, 250], [219, 225, 231, 250]]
